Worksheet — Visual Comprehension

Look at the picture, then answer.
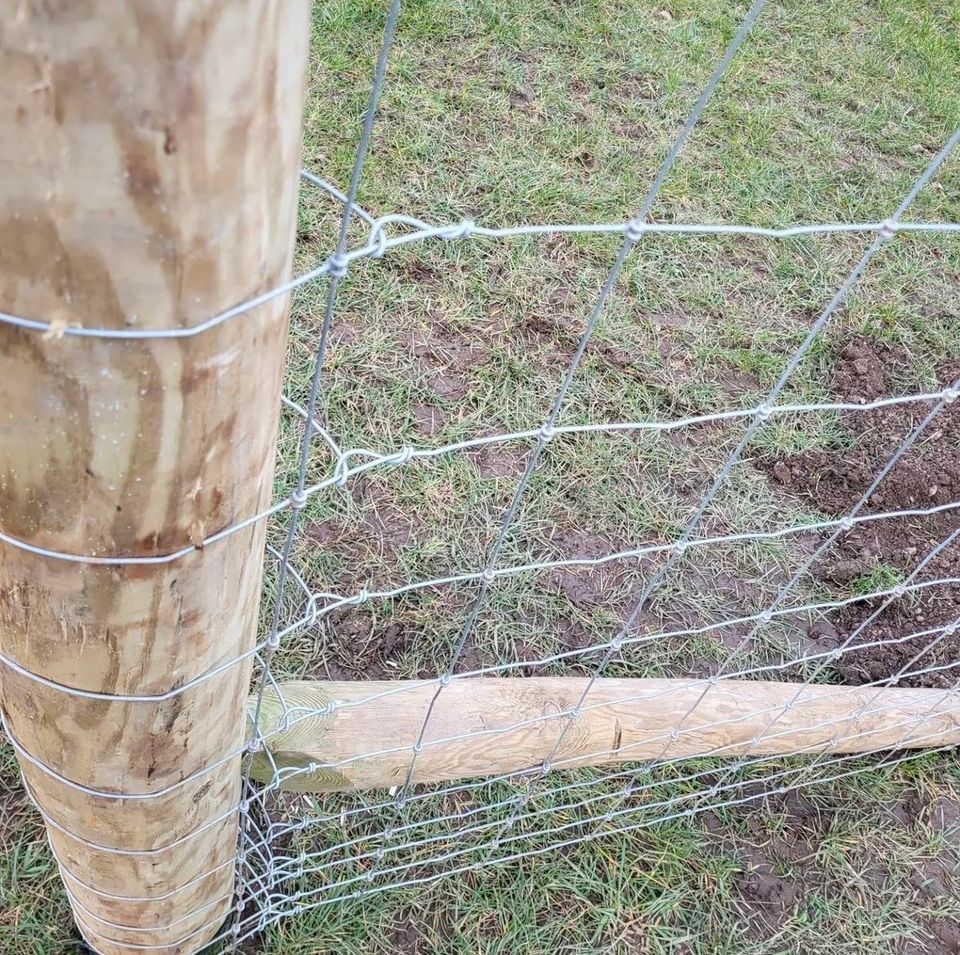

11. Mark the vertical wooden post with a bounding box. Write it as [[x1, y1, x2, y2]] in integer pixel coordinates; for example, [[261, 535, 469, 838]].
[[0, 3, 310, 952]]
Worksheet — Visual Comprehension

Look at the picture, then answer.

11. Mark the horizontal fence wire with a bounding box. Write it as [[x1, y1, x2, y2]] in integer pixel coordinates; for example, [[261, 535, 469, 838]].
[[2, 0, 960, 952]]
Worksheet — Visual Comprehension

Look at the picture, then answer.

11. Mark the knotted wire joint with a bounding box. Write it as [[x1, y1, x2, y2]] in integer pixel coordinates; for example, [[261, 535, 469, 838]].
[[878, 218, 899, 241], [442, 219, 476, 240], [390, 445, 415, 466], [325, 252, 349, 279], [625, 218, 646, 242], [368, 223, 388, 259], [333, 456, 350, 488], [290, 488, 308, 510], [304, 595, 321, 629]]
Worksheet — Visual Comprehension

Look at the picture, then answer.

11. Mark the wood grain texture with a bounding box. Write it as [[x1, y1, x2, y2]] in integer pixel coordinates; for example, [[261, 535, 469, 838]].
[[0, 3, 310, 952], [255, 679, 960, 792]]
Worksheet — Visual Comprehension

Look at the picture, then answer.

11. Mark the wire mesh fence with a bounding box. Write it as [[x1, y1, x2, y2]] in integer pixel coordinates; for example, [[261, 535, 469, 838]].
[[2, 0, 960, 951]]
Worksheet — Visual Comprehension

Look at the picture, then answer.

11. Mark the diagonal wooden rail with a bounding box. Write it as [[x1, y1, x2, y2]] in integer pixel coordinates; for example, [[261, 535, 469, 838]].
[[252, 678, 960, 792]]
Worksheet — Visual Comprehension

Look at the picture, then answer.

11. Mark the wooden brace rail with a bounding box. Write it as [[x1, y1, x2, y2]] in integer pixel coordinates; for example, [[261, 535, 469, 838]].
[[252, 678, 960, 792]]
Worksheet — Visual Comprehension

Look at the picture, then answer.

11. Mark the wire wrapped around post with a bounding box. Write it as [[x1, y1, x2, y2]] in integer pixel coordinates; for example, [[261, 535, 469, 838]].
[[0, 3, 310, 952]]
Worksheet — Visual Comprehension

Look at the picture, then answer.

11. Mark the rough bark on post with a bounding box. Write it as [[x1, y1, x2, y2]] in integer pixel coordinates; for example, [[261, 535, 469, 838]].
[[0, 3, 310, 952]]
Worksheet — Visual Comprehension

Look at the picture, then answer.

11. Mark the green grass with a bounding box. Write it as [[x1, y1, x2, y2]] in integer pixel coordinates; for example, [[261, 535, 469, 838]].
[[0, 749, 74, 954], [243, 755, 960, 954], [3, 0, 960, 952], [851, 565, 906, 598]]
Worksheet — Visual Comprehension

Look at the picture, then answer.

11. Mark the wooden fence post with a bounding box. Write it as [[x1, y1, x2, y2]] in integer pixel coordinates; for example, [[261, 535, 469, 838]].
[[0, 3, 310, 952]]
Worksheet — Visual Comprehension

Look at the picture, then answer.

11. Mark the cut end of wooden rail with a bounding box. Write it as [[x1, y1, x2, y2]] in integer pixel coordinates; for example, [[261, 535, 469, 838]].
[[249, 678, 960, 793]]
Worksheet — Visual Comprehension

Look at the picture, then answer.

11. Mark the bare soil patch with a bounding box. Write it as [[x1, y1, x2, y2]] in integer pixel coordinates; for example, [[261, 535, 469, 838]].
[[320, 610, 418, 681], [763, 338, 960, 687], [467, 432, 530, 479], [544, 527, 624, 611], [405, 326, 487, 402], [705, 784, 960, 954]]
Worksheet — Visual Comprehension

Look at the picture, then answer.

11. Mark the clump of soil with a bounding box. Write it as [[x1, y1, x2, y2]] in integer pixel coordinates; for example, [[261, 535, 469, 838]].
[[764, 339, 960, 687], [544, 527, 627, 610], [468, 432, 530, 479], [405, 326, 486, 401], [320, 611, 419, 681]]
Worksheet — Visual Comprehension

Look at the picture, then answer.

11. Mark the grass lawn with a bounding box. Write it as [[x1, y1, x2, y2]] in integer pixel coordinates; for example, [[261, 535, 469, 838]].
[[3, 0, 960, 952]]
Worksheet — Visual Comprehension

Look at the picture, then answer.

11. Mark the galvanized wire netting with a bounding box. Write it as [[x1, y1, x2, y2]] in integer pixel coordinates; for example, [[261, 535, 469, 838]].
[[2, 0, 960, 950], [219, 0, 960, 947]]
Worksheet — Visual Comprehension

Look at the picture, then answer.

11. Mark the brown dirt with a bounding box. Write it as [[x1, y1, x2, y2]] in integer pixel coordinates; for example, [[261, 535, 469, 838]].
[[405, 326, 486, 402], [931, 794, 960, 846], [702, 787, 827, 938], [385, 920, 430, 955], [733, 845, 801, 930], [511, 638, 549, 677], [304, 484, 420, 588], [513, 310, 578, 368], [319, 610, 422, 682], [468, 433, 530, 479], [764, 338, 960, 687], [412, 401, 447, 436], [0, 788, 30, 846], [904, 851, 960, 955], [544, 527, 627, 611], [706, 785, 960, 954], [905, 920, 960, 955]]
